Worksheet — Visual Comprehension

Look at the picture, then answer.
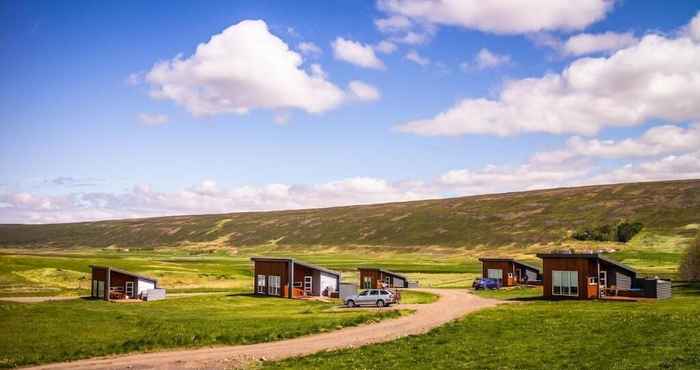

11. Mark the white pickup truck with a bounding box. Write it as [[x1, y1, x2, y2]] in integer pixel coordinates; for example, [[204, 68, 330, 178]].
[[344, 289, 396, 307]]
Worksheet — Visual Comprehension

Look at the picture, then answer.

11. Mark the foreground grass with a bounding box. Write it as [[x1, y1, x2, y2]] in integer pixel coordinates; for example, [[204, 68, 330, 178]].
[[0, 294, 402, 368], [266, 284, 700, 370]]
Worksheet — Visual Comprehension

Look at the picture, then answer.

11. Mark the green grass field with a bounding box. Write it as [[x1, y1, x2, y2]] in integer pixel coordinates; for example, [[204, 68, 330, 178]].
[[398, 290, 439, 304], [265, 283, 700, 370], [0, 294, 404, 368], [0, 180, 697, 369]]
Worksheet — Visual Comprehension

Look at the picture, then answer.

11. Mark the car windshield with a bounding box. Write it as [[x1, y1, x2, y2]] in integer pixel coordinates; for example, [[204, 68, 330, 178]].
[[380, 290, 390, 295], [359, 291, 368, 296]]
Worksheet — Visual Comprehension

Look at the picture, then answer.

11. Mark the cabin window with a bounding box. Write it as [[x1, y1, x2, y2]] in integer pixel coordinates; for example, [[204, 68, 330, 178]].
[[268, 275, 281, 296], [363, 276, 372, 289], [487, 269, 503, 285], [92, 280, 105, 298], [552, 271, 578, 296], [256, 275, 266, 294], [384, 276, 391, 285], [588, 277, 598, 285]]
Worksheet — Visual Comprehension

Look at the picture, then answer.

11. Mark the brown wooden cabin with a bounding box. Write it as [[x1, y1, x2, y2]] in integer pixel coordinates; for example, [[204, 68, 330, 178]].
[[358, 267, 409, 289], [478, 258, 542, 286], [535, 253, 671, 300], [90, 265, 158, 301], [251, 257, 340, 299]]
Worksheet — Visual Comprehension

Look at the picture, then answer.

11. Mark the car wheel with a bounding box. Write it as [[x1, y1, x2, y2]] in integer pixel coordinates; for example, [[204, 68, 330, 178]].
[[376, 300, 385, 307], [346, 300, 355, 307]]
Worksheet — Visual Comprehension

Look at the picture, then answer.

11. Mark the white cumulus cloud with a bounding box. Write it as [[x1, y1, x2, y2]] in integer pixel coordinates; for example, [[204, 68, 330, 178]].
[[562, 31, 639, 56], [331, 37, 386, 69], [297, 41, 322, 56], [144, 20, 345, 116], [348, 81, 381, 101], [397, 32, 700, 137], [405, 50, 430, 65], [378, 0, 615, 34], [462, 48, 511, 70]]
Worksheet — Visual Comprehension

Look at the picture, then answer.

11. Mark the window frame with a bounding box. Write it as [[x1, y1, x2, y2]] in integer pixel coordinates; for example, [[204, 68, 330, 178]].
[[257, 275, 266, 294], [552, 270, 579, 297]]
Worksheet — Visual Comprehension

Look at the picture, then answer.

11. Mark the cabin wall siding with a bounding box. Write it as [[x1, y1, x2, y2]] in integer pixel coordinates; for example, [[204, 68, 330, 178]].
[[254, 260, 289, 297]]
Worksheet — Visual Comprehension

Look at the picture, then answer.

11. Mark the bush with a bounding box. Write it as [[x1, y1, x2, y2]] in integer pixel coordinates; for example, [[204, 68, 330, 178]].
[[572, 221, 643, 243], [616, 221, 644, 242], [680, 233, 700, 281]]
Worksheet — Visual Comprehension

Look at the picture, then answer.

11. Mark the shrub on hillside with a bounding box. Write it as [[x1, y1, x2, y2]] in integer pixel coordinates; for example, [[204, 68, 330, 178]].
[[680, 232, 700, 281], [572, 221, 643, 243]]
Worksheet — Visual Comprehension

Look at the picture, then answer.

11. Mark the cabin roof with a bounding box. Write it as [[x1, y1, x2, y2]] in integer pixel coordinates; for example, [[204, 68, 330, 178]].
[[89, 265, 158, 283], [478, 258, 541, 273], [358, 267, 408, 280], [251, 257, 341, 277], [535, 253, 636, 275]]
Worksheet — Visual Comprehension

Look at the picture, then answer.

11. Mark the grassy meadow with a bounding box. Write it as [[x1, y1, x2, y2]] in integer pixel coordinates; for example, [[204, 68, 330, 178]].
[[266, 283, 700, 370], [0, 293, 406, 368], [0, 180, 697, 369]]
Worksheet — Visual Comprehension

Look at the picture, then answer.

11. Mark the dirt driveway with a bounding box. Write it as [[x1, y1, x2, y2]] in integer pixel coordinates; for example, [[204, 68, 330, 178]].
[[26, 289, 503, 370]]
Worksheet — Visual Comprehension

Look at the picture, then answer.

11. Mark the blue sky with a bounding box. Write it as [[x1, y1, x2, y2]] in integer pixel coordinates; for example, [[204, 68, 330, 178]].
[[1, 0, 700, 223]]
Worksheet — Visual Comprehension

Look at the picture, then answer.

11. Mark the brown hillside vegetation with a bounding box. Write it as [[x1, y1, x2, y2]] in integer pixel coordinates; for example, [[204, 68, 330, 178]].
[[1, 179, 699, 249]]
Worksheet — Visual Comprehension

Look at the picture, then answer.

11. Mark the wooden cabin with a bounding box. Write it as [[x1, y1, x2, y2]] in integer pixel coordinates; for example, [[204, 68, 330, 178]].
[[358, 267, 410, 289], [537, 253, 636, 299], [90, 265, 159, 301], [534, 253, 671, 300], [478, 258, 542, 286], [251, 257, 340, 299]]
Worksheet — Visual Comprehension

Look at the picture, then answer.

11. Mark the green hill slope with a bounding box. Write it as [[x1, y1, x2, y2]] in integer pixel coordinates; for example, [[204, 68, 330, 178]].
[[1, 179, 699, 249]]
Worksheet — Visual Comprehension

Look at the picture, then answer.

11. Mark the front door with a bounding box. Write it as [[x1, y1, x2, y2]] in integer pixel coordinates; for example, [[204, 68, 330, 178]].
[[304, 276, 312, 295], [599, 271, 607, 296], [125, 281, 135, 298]]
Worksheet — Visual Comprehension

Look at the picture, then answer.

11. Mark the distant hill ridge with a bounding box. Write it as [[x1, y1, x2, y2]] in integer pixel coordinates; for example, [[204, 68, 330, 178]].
[[1, 179, 699, 249]]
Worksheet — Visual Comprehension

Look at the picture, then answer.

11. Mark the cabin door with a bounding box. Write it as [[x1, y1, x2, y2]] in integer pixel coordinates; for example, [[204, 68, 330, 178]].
[[599, 271, 607, 296], [125, 281, 135, 298], [304, 276, 312, 295]]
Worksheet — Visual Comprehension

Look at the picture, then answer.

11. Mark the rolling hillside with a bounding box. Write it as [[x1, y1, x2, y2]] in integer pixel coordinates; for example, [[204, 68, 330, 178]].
[[1, 179, 699, 249]]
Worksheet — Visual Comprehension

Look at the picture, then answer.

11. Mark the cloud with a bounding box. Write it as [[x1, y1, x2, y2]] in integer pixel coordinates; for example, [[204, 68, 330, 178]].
[[586, 151, 700, 185], [562, 31, 638, 56], [297, 41, 322, 56], [332, 37, 386, 69], [397, 33, 700, 137], [377, 0, 614, 34], [138, 113, 169, 126], [144, 20, 345, 116], [683, 11, 700, 42], [44, 177, 100, 188], [533, 123, 700, 163], [0, 178, 435, 224], [374, 40, 398, 54], [375, 15, 413, 33], [405, 50, 430, 65], [462, 48, 511, 70], [374, 13, 436, 45], [348, 81, 381, 101]]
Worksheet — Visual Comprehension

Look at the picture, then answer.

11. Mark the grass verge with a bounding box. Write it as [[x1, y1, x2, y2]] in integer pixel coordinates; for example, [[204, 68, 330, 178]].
[[0, 294, 402, 368], [264, 284, 700, 370]]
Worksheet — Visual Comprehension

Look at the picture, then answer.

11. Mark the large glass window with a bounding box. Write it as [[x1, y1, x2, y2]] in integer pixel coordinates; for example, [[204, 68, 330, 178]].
[[552, 271, 579, 297], [268, 275, 281, 296], [487, 269, 503, 284], [257, 275, 266, 294]]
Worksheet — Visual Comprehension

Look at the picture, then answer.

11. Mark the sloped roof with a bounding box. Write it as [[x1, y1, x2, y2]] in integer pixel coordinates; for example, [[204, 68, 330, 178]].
[[478, 258, 541, 273], [251, 257, 341, 277], [90, 265, 158, 283], [535, 253, 637, 275], [358, 267, 408, 280]]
